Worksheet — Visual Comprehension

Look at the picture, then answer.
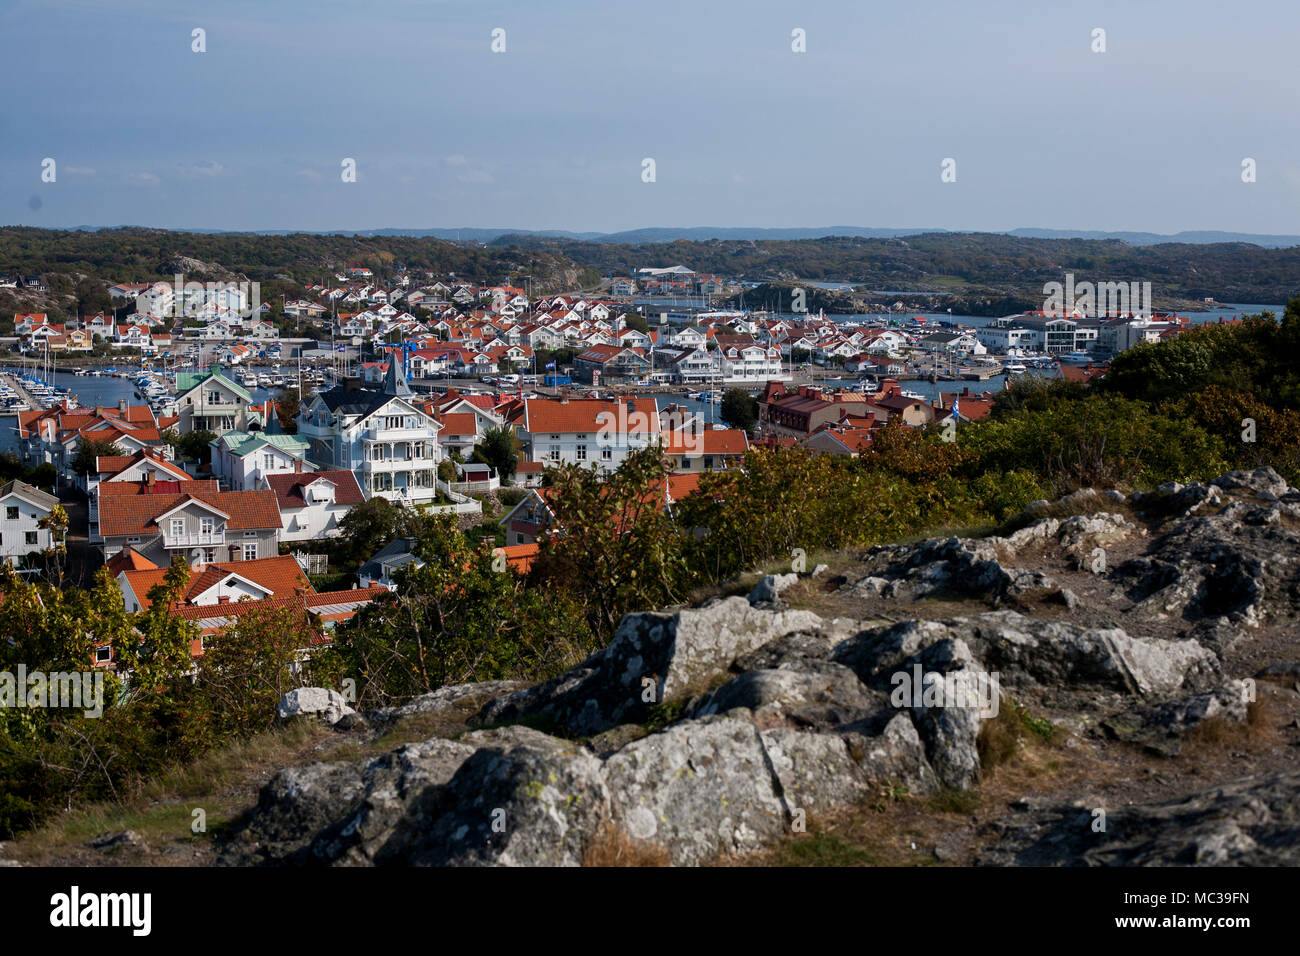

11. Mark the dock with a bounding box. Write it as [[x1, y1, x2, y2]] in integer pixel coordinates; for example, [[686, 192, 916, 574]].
[[0, 372, 45, 411]]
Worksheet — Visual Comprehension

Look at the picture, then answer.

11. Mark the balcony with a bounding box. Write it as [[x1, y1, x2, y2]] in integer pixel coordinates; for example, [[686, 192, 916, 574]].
[[364, 424, 431, 441], [163, 531, 226, 548], [361, 455, 430, 471]]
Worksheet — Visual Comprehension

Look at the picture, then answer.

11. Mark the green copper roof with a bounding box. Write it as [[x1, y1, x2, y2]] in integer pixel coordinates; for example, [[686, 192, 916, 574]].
[[176, 366, 255, 404], [211, 429, 308, 458]]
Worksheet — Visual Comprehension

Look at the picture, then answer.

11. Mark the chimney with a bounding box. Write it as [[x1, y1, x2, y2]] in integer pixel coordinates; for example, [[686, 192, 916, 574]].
[[118, 398, 127, 413], [294, 459, 302, 473], [145, 470, 155, 487], [217, 595, 230, 604]]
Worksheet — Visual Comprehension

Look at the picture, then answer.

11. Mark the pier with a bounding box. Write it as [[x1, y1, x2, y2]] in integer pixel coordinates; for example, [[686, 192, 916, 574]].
[[0, 371, 45, 411]]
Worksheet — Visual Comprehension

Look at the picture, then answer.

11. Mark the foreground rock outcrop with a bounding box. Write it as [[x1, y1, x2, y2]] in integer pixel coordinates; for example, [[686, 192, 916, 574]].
[[223, 468, 1300, 867]]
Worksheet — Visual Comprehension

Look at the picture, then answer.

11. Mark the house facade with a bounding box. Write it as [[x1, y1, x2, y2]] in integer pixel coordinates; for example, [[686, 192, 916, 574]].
[[210, 430, 311, 491], [264, 469, 365, 542], [175, 367, 264, 434], [296, 354, 444, 505], [516, 397, 660, 474], [0, 480, 58, 565], [97, 487, 282, 567]]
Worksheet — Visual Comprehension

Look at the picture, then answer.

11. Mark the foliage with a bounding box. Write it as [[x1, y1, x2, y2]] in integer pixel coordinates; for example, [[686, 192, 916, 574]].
[[961, 393, 1229, 493], [69, 439, 124, 477], [719, 388, 758, 432], [328, 513, 594, 706], [334, 496, 415, 569], [165, 428, 217, 463], [192, 604, 318, 741], [532, 448, 688, 637], [472, 425, 520, 479]]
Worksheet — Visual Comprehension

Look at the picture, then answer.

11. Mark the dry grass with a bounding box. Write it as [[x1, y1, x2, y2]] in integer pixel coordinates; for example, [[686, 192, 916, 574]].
[[1181, 699, 1280, 756], [6, 719, 335, 865], [582, 822, 671, 867]]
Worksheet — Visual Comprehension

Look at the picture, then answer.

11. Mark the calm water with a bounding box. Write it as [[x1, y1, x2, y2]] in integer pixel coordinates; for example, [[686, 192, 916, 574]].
[[0, 369, 281, 457]]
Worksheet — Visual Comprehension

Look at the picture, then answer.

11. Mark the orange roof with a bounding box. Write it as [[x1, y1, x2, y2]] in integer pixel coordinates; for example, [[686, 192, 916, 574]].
[[105, 546, 158, 575], [170, 586, 386, 644], [120, 554, 311, 613], [499, 542, 539, 574], [99, 478, 220, 498], [98, 488, 281, 537], [1059, 365, 1107, 384], [524, 397, 659, 436], [438, 412, 480, 437], [96, 449, 191, 481], [661, 427, 749, 457]]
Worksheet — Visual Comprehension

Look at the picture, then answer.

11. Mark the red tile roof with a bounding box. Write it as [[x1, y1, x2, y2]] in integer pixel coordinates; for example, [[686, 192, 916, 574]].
[[264, 470, 365, 509], [661, 427, 749, 457], [120, 554, 311, 613], [98, 489, 281, 537], [524, 397, 659, 436], [437, 412, 480, 438]]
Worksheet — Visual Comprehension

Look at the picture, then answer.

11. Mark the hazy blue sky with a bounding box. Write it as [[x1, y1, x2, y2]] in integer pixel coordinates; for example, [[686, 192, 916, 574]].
[[2, 0, 1297, 233]]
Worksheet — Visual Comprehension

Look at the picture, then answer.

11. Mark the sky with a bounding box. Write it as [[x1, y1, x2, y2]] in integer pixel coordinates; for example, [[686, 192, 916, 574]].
[[2, 0, 1298, 235]]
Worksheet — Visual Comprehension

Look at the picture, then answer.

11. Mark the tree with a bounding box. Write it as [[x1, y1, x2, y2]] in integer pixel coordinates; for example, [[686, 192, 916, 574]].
[[532, 447, 687, 637], [165, 429, 217, 462], [336, 496, 411, 567], [70, 439, 123, 477], [115, 557, 202, 695], [473, 425, 520, 479], [719, 389, 758, 432], [194, 604, 315, 739], [271, 388, 300, 433], [36, 504, 69, 585], [330, 513, 592, 705]]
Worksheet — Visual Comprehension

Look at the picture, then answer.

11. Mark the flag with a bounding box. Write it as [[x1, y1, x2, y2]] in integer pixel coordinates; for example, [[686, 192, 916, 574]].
[[545, 361, 557, 370], [950, 395, 960, 420]]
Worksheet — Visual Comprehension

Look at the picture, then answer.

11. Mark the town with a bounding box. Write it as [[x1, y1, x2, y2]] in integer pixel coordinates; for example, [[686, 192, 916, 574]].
[[1, 256, 1258, 665]]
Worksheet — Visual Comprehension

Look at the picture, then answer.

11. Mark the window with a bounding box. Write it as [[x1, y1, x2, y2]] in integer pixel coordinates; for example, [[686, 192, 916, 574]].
[[263, 453, 276, 470], [199, 517, 215, 535], [95, 646, 112, 664], [602, 449, 613, 461], [170, 517, 184, 537], [575, 444, 587, 461], [243, 543, 258, 561], [548, 446, 560, 461], [202, 548, 215, 564], [127, 536, 141, 545], [4, 506, 17, 520], [25, 531, 37, 545]]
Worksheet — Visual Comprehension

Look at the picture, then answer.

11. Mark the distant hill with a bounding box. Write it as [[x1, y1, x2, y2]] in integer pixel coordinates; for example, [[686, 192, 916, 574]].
[[52, 225, 1300, 248]]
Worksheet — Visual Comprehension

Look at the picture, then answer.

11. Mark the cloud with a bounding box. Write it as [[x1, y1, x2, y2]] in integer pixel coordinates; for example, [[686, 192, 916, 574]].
[[444, 154, 470, 167], [64, 166, 96, 176], [296, 168, 324, 183], [129, 172, 161, 185], [180, 160, 226, 178], [457, 169, 494, 184]]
